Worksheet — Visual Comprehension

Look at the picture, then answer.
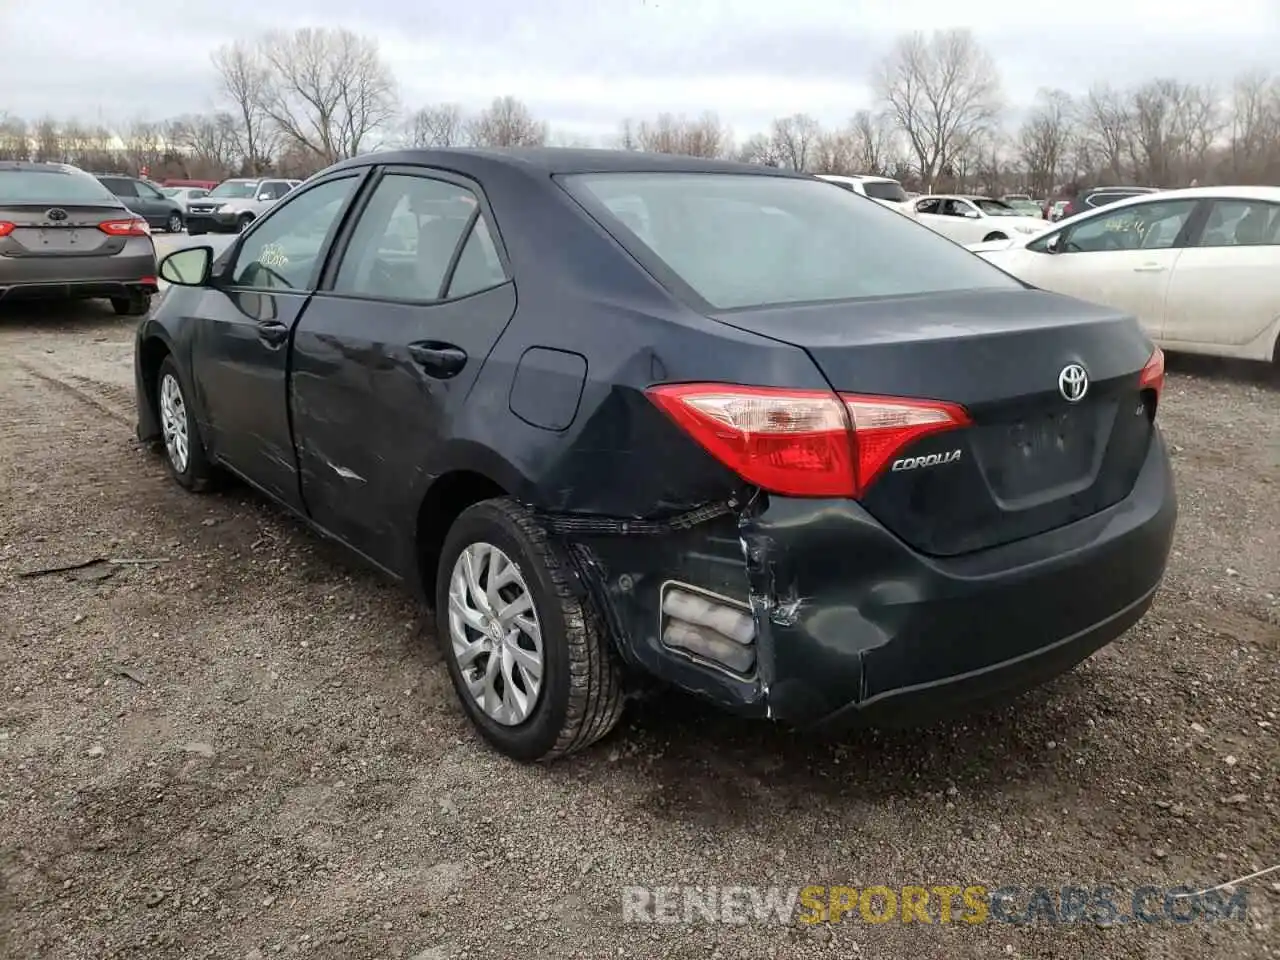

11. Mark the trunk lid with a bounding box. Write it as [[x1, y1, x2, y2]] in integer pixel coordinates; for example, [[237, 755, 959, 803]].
[[712, 287, 1158, 556], [0, 202, 123, 257]]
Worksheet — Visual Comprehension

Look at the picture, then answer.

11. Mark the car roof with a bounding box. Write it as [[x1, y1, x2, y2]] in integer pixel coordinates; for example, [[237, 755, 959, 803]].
[[330, 147, 809, 179], [817, 173, 900, 185]]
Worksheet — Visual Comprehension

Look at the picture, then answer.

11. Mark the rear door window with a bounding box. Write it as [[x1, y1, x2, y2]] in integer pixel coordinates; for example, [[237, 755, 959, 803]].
[[1194, 199, 1280, 247], [562, 172, 1019, 311], [102, 178, 137, 198]]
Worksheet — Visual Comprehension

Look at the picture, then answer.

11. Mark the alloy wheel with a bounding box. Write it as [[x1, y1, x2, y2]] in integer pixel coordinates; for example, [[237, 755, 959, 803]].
[[159, 373, 190, 473], [447, 542, 544, 726]]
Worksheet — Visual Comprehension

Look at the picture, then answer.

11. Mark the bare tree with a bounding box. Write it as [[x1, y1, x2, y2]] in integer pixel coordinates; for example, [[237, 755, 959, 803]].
[[1018, 89, 1075, 197], [404, 103, 466, 148], [33, 117, 61, 162], [1080, 85, 1132, 185], [622, 111, 730, 157], [849, 109, 896, 174], [874, 29, 1002, 189], [811, 130, 856, 174], [1228, 71, 1280, 180], [467, 96, 548, 147], [212, 40, 274, 173], [737, 132, 779, 166], [126, 119, 162, 175], [769, 113, 822, 170], [258, 27, 398, 165], [0, 114, 29, 161], [166, 113, 240, 177]]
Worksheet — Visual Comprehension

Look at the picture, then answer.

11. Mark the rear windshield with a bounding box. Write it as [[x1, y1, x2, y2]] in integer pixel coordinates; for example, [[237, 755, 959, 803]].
[[861, 180, 908, 203], [0, 169, 116, 204], [562, 172, 1019, 310]]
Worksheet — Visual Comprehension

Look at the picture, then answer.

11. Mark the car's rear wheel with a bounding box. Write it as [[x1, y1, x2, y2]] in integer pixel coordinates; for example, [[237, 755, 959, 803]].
[[435, 498, 625, 762], [237, 213, 255, 232], [111, 291, 151, 316], [983, 231, 1008, 242], [166, 212, 184, 233], [156, 356, 216, 491]]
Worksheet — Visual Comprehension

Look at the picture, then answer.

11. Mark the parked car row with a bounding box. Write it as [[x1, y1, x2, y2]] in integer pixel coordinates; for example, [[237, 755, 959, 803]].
[[970, 185, 1280, 365], [84, 173, 302, 236]]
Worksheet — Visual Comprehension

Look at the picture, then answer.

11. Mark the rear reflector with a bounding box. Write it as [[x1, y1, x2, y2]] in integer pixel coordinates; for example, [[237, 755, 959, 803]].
[[0, 222, 14, 237], [646, 382, 969, 498], [1139, 347, 1165, 408], [99, 218, 150, 237]]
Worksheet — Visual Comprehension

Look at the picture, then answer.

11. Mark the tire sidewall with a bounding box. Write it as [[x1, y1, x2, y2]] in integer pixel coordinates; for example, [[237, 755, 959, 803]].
[[435, 502, 573, 760], [167, 213, 183, 233], [156, 356, 203, 489]]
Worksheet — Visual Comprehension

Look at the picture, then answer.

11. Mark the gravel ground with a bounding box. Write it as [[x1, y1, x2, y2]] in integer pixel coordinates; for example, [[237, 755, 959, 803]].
[[0, 301, 1276, 960]]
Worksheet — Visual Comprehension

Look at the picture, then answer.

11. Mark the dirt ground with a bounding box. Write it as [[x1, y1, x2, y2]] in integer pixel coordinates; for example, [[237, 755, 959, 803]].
[[0, 300, 1276, 960]]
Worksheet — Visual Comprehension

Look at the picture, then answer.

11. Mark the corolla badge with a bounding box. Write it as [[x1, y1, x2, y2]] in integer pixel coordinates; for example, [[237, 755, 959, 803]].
[[1058, 363, 1089, 403]]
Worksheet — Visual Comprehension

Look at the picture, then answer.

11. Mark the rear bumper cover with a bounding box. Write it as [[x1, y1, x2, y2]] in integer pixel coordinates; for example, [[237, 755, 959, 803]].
[[0, 244, 157, 300], [571, 430, 1176, 728]]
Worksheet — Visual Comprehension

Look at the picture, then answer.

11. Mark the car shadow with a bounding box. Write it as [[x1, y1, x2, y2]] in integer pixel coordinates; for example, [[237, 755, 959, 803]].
[[1165, 350, 1277, 390], [0, 298, 139, 331]]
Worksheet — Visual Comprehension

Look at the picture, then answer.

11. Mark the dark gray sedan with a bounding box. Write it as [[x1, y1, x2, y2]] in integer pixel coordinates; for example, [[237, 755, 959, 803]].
[[0, 162, 158, 315]]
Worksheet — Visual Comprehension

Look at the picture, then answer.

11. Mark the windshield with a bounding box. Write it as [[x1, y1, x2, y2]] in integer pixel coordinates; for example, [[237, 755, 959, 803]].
[[562, 172, 1019, 311], [862, 180, 908, 203], [161, 187, 180, 197], [208, 181, 259, 199], [0, 169, 117, 204], [974, 199, 1021, 217]]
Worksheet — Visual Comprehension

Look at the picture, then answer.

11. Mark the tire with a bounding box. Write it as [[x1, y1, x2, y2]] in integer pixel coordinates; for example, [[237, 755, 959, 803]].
[[983, 232, 1008, 242], [165, 212, 184, 233], [237, 213, 255, 232], [110, 291, 151, 317], [435, 498, 625, 762], [155, 355, 216, 492]]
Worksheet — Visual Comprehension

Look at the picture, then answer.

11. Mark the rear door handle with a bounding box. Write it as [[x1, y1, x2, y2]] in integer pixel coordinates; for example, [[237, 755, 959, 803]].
[[1133, 264, 1166, 273], [408, 341, 467, 379], [257, 319, 289, 347]]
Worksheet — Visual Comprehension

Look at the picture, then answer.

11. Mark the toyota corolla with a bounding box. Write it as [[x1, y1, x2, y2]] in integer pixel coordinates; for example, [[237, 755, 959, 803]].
[[133, 149, 1176, 762]]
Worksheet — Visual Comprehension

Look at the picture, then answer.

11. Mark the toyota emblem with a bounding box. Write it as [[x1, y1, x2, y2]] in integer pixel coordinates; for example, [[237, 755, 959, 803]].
[[46, 208, 68, 222], [1058, 363, 1089, 403]]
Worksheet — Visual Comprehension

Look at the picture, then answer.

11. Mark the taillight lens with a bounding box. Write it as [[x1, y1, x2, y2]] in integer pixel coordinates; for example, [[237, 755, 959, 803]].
[[1139, 347, 1165, 408], [646, 383, 970, 498], [99, 218, 150, 237], [0, 221, 14, 237]]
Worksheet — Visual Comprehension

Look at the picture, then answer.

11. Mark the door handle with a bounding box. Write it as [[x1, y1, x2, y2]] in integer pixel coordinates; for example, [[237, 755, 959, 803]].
[[1133, 264, 1166, 273], [257, 319, 289, 347], [408, 341, 467, 379]]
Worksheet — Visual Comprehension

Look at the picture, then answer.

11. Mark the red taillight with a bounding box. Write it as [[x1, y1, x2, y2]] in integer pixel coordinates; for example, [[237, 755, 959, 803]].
[[645, 383, 970, 498], [1139, 347, 1165, 407], [99, 218, 150, 237], [0, 221, 14, 237]]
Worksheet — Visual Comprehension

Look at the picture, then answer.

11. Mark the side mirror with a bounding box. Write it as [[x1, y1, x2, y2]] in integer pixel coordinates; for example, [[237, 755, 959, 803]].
[[159, 246, 214, 286], [258, 193, 272, 202], [963, 209, 981, 219], [1045, 234, 1062, 254]]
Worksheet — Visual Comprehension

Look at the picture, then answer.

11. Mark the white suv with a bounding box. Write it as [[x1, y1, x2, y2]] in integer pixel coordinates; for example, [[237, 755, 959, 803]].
[[816, 174, 918, 220]]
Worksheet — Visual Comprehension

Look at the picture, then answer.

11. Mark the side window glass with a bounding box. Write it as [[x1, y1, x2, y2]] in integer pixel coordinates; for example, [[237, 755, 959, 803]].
[[447, 216, 507, 298], [267, 182, 289, 200], [333, 174, 478, 301], [1197, 200, 1278, 247], [1062, 201, 1196, 253], [232, 176, 356, 290], [108, 179, 137, 198], [916, 199, 939, 215], [140, 183, 163, 199]]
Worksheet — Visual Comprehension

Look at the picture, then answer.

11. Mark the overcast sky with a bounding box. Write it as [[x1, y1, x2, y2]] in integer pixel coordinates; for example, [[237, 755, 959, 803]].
[[2, 0, 1278, 141]]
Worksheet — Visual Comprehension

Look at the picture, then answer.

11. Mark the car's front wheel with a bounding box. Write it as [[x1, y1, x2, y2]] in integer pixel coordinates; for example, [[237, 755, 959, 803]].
[[435, 498, 625, 762], [166, 212, 184, 233], [156, 356, 216, 491], [237, 213, 255, 232]]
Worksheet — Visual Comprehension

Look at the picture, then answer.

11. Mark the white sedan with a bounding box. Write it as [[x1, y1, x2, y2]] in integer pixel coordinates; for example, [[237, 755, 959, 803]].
[[971, 186, 1280, 365], [913, 195, 1047, 244]]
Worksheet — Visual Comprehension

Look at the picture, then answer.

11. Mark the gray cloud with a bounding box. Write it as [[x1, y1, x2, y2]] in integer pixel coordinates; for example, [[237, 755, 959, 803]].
[[1, 0, 1276, 135]]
